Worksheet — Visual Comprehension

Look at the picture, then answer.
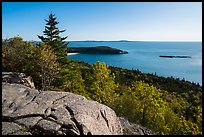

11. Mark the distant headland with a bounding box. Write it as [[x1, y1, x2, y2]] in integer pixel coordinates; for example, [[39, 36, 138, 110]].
[[68, 46, 128, 54]]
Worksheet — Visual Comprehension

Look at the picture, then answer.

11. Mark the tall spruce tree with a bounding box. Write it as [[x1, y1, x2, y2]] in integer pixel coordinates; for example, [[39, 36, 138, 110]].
[[38, 13, 68, 64]]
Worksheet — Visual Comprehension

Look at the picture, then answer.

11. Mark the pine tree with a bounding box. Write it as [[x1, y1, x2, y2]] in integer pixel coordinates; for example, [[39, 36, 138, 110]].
[[38, 13, 68, 64]]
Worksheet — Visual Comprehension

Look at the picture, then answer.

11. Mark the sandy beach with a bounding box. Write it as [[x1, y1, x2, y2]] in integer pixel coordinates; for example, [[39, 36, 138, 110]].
[[67, 53, 79, 55]]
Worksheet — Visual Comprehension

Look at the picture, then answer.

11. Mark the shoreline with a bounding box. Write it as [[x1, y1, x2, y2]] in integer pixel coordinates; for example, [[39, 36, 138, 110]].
[[70, 60, 202, 86], [67, 53, 79, 56]]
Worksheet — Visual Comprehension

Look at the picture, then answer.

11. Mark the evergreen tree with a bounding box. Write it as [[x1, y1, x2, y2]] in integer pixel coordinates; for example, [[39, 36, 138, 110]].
[[38, 13, 68, 64]]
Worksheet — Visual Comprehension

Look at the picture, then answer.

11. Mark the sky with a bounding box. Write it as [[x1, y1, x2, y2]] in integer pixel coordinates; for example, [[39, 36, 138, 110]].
[[2, 2, 202, 41]]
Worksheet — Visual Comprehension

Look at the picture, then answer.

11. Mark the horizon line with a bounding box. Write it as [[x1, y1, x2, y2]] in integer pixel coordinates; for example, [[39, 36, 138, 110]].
[[68, 40, 202, 42], [2, 37, 201, 42], [27, 40, 202, 42]]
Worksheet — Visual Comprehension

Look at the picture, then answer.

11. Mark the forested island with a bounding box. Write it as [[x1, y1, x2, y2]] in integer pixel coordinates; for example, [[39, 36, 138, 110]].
[[2, 14, 202, 135], [68, 46, 128, 54]]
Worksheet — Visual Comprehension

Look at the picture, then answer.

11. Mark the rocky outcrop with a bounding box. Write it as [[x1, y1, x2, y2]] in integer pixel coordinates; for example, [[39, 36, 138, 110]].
[[2, 82, 122, 135], [2, 72, 156, 135], [2, 72, 35, 89], [119, 117, 157, 135]]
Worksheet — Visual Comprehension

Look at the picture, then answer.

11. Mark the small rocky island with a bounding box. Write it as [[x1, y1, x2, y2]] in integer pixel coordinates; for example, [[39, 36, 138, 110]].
[[68, 46, 128, 54], [159, 55, 191, 58]]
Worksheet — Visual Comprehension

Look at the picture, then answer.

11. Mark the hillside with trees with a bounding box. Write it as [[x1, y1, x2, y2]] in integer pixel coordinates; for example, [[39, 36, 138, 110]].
[[2, 13, 202, 135]]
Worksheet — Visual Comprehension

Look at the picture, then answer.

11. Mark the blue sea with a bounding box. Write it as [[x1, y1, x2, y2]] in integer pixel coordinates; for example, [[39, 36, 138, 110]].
[[68, 41, 202, 85]]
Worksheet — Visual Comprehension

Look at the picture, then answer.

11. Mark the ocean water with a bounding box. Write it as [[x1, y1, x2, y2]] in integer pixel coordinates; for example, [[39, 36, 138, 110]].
[[68, 41, 202, 85]]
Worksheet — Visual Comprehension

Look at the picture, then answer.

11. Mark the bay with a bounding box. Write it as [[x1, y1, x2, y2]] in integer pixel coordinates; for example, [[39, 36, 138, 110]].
[[68, 41, 202, 85]]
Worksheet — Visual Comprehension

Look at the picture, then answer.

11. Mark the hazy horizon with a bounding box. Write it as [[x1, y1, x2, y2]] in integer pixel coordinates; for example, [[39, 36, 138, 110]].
[[3, 2, 202, 41]]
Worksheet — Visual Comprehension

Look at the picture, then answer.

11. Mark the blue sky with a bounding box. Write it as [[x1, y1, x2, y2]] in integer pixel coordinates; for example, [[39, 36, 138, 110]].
[[2, 2, 202, 41]]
